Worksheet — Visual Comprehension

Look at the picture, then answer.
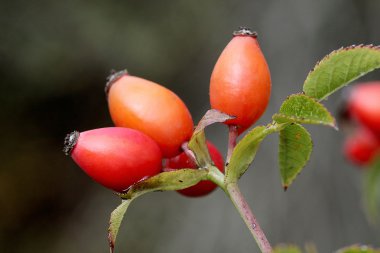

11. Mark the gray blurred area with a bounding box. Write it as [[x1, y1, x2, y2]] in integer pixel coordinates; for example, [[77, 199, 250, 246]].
[[1, 0, 380, 252]]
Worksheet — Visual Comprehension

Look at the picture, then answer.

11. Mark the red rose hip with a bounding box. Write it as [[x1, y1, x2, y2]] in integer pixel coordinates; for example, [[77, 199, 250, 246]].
[[106, 71, 194, 158], [164, 141, 224, 197], [64, 127, 162, 192], [210, 27, 271, 134], [347, 82, 380, 136], [343, 128, 380, 166]]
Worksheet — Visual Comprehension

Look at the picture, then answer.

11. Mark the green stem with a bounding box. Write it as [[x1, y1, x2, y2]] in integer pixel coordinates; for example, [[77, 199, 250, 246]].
[[208, 165, 227, 191], [226, 183, 273, 253]]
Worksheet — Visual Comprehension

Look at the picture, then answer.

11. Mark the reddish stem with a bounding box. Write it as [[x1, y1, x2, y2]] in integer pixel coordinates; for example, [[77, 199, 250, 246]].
[[227, 183, 273, 253], [226, 125, 238, 164]]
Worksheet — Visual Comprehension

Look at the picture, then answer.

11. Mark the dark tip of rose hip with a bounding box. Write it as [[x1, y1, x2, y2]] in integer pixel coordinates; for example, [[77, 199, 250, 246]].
[[233, 27, 258, 38], [63, 131, 80, 155], [338, 103, 350, 123], [104, 69, 129, 98]]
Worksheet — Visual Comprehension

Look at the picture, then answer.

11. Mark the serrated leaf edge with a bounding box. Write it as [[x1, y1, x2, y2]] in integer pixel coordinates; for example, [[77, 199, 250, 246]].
[[275, 93, 337, 129], [304, 44, 380, 100], [273, 113, 337, 129], [307, 44, 380, 76], [279, 124, 313, 190]]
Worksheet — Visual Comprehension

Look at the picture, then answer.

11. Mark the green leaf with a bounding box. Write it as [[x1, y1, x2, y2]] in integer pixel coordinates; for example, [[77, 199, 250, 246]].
[[110, 169, 208, 251], [188, 130, 211, 168], [279, 124, 313, 190], [364, 158, 380, 224], [120, 169, 208, 199], [188, 109, 234, 168], [108, 200, 132, 253], [273, 94, 336, 129], [337, 245, 380, 253], [274, 245, 303, 253], [303, 45, 380, 100], [226, 123, 286, 184]]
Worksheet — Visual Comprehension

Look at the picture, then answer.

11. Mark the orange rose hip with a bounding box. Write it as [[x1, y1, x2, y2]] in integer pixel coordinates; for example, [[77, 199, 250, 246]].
[[210, 28, 271, 134], [106, 71, 194, 158]]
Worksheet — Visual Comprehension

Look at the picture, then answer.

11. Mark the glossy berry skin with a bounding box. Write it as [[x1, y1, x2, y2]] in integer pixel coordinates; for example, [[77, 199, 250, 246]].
[[343, 128, 380, 166], [347, 82, 380, 136], [210, 28, 271, 134], [65, 127, 162, 192], [107, 72, 194, 158], [164, 142, 224, 197]]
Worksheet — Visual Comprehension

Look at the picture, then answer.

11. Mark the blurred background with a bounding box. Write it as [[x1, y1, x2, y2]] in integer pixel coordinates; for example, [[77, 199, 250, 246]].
[[1, 0, 380, 252]]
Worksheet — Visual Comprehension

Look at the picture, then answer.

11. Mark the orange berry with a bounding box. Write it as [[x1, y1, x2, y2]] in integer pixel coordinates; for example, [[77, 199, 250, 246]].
[[107, 71, 194, 158], [210, 28, 271, 134]]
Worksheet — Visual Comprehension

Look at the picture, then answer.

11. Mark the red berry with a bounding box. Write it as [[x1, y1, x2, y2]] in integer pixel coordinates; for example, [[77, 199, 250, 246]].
[[164, 142, 224, 197], [347, 82, 380, 136], [343, 128, 380, 166], [210, 27, 271, 134], [64, 127, 163, 192], [106, 71, 194, 158]]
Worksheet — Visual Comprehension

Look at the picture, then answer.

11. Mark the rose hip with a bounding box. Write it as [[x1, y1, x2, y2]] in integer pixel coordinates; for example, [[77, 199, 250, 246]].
[[106, 71, 194, 158], [64, 127, 163, 192], [210, 27, 271, 134]]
